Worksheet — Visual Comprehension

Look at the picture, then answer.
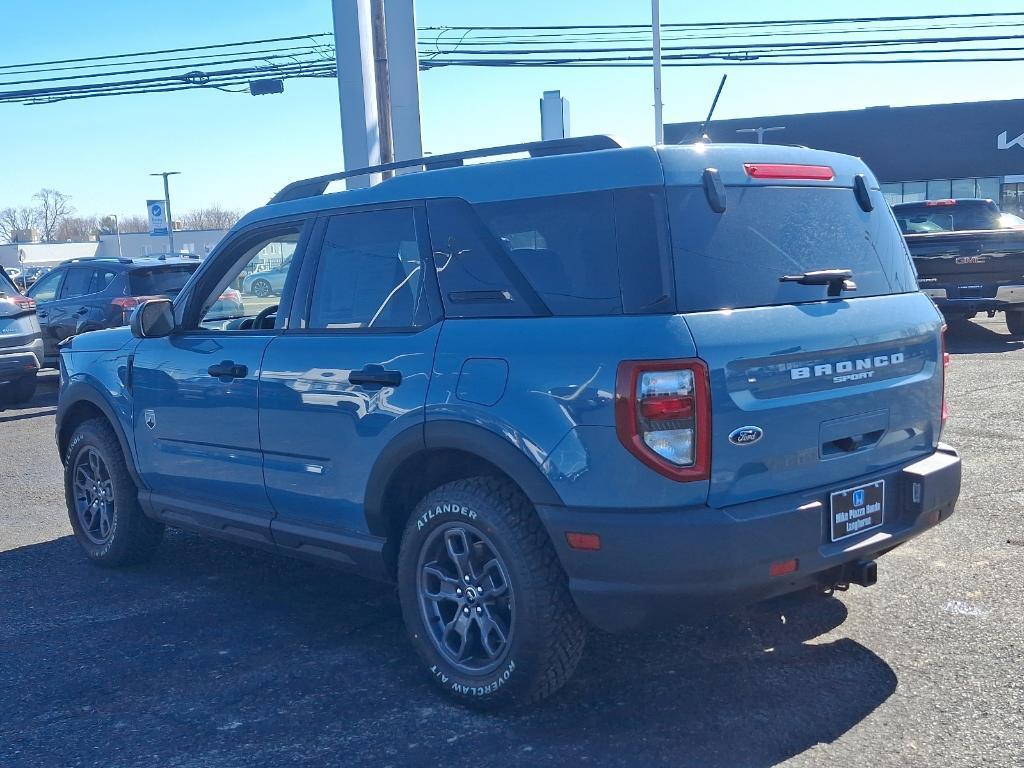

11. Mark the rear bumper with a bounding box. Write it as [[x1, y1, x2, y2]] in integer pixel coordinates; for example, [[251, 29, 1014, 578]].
[[537, 445, 961, 632], [0, 339, 42, 384], [925, 284, 1024, 314]]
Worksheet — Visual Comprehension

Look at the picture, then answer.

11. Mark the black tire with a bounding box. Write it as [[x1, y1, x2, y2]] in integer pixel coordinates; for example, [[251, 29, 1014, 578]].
[[64, 418, 164, 566], [8, 374, 36, 404], [251, 279, 273, 298], [1006, 310, 1024, 337], [397, 477, 586, 709]]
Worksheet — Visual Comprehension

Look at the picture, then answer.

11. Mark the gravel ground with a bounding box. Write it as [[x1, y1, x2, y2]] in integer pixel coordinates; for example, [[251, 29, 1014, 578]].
[[0, 316, 1021, 768]]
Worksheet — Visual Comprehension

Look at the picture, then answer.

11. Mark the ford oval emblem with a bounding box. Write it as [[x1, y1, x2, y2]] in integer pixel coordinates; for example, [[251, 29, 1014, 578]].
[[729, 426, 763, 446]]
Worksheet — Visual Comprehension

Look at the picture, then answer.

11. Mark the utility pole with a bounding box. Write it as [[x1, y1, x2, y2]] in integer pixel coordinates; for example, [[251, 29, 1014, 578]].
[[150, 171, 180, 253], [651, 0, 664, 144], [371, 0, 395, 180], [110, 214, 123, 258], [736, 126, 786, 144]]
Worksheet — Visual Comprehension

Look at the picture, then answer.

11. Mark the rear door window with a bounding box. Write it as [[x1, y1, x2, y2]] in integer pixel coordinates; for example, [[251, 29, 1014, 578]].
[[59, 267, 94, 299], [669, 185, 916, 311], [129, 266, 198, 298], [475, 192, 621, 316]]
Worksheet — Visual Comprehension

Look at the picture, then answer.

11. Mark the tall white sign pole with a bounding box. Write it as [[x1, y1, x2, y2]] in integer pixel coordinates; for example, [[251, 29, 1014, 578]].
[[333, 0, 381, 188]]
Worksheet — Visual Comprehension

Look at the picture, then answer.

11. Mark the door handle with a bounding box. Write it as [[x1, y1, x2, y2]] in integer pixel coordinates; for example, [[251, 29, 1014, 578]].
[[207, 360, 248, 379], [75, 307, 89, 316], [37, 311, 48, 319], [349, 366, 402, 387]]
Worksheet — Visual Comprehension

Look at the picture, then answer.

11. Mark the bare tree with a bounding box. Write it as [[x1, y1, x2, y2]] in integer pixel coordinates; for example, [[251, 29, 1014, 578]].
[[55, 215, 99, 242], [0, 206, 39, 243], [33, 189, 75, 242], [114, 214, 149, 234], [179, 204, 243, 231]]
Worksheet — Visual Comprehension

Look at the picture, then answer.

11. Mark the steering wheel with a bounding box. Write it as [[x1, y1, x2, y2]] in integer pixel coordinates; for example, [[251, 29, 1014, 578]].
[[253, 304, 278, 330]]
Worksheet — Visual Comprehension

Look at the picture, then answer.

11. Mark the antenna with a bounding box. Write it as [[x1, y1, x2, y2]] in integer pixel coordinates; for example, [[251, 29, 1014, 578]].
[[694, 74, 727, 143]]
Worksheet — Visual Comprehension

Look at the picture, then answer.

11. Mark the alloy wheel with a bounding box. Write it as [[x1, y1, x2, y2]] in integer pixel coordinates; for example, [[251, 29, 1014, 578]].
[[72, 447, 115, 545]]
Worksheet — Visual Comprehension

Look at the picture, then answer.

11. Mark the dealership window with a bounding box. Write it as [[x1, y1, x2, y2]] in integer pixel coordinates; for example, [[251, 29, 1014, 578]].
[[883, 177, 1002, 205]]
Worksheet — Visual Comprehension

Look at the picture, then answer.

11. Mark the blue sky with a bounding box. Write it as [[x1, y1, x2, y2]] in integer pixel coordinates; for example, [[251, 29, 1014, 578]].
[[4, 0, 1024, 219]]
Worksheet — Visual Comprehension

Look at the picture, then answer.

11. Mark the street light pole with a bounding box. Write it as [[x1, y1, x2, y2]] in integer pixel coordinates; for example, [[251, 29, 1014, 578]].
[[111, 214, 123, 258], [150, 171, 181, 253], [651, 0, 664, 144]]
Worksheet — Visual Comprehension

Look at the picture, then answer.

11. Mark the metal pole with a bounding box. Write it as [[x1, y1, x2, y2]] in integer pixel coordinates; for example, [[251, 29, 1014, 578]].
[[112, 215, 123, 258], [150, 171, 180, 253], [652, 0, 664, 144], [371, 0, 395, 180]]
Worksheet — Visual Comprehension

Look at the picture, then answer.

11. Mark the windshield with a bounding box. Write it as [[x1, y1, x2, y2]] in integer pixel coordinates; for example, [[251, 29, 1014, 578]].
[[668, 185, 917, 311], [892, 201, 1002, 233], [129, 265, 198, 297]]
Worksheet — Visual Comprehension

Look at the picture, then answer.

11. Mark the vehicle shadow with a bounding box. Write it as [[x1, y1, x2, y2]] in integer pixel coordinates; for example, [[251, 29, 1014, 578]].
[[0, 532, 896, 768], [0, 388, 57, 421], [945, 319, 1024, 354]]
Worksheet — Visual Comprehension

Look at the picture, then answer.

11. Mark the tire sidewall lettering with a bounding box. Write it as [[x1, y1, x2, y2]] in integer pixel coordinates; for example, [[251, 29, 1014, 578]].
[[416, 502, 478, 531], [430, 659, 516, 698]]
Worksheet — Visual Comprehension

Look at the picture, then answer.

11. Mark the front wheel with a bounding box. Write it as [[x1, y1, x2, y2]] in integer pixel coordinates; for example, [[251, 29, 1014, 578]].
[[1006, 309, 1024, 336], [64, 418, 164, 566], [397, 477, 586, 709], [251, 279, 273, 299]]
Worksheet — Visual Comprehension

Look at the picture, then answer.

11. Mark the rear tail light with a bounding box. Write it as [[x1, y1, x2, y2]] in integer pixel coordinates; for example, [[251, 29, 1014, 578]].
[[743, 163, 834, 181], [925, 199, 957, 207], [615, 359, 711, 482], [111, 296, 143, 325], [940, 325, 950, 426], [12, 296, 35, 311], [219, 288, 241, 303]]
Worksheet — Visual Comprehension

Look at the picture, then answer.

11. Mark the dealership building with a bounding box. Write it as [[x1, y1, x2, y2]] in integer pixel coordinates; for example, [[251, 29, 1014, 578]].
[[666, 97, 1024, 213]]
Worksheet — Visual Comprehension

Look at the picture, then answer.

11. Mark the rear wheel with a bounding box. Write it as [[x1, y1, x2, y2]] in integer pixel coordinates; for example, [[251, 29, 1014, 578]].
[[251, 279, 273, 298], [6, 373, 37, 404], [64, 418, 164, 566], [397, 477, 586, 708], [1006, 310, 1024, 336]]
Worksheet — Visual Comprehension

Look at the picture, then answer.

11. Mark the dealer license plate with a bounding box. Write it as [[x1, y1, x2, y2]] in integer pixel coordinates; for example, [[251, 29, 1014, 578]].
[[830, 480, 884, 542]]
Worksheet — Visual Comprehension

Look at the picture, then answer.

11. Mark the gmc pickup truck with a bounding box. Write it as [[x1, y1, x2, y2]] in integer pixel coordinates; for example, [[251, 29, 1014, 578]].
[[893, 199, 1024, 335]]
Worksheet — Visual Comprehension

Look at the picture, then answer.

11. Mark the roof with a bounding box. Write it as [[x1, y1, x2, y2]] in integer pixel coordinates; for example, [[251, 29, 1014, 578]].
[[241, 142, 874, 228]]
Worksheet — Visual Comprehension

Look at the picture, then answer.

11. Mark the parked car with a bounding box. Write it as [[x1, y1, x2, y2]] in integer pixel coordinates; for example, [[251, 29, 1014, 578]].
[[241, 257, 291, 297], [0, 269, 42, 404], [56, 137, 960, 708], [894, 200, 1024, 334], [26, 255, 240, 367]]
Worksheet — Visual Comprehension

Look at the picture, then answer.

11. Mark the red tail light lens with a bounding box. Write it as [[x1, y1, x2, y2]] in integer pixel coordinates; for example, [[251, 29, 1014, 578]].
[[925, 199, 957, 207], [743, 163, 834, 181], [615, 359, 711, 482], [111, 296, 143, 325], [219, 288, 242, 303], [12, 296, 36, 311]]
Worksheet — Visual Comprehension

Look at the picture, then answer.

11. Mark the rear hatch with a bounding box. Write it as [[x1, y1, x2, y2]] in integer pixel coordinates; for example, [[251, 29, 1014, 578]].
[[906, 230, 1024, 297], [659, 145, 943, 508], [0, 273, 40, 351]]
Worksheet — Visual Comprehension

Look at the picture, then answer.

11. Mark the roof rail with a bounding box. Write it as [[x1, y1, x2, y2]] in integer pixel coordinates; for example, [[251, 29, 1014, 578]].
[[268, 134, 624, 205]]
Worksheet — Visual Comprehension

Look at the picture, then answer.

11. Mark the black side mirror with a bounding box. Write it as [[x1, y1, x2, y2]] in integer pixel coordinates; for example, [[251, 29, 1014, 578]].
[[130, 298, 175, 339]]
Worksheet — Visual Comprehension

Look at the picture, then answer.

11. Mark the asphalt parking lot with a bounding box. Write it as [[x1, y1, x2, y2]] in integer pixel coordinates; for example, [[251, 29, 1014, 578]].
[[1, 317, 1022, 768]]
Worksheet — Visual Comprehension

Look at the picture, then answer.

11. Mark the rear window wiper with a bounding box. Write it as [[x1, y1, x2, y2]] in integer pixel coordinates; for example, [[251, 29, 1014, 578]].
[[779, 268, 857, 297]]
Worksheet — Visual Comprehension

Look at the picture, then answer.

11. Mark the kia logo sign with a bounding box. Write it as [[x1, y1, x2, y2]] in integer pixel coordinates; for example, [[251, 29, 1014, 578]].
[[997, 130, 1024, 150]]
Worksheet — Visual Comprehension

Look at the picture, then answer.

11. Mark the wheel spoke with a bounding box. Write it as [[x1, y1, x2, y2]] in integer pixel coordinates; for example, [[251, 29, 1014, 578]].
[[480, 558, 510, 599], [444, 528, 475, 582], [88, 450, 101, 477], [422, 564, 461, 602], [442, 612, 472, 660], [476, 609, 508, 659]]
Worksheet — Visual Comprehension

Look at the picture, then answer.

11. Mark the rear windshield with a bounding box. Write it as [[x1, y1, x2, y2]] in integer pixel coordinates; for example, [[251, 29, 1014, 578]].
[[129, 265, 198, 297], [893, 201, 1001, 233], [669, 185, 917, 312]]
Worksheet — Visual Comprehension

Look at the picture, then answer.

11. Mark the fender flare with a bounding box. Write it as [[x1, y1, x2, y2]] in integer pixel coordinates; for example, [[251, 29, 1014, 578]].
[[57, 380, 146, 489], [362, 420, 564, 537]]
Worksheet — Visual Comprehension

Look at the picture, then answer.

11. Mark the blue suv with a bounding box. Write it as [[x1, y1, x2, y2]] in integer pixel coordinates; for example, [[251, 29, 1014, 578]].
[[56, 136, 961, 707]]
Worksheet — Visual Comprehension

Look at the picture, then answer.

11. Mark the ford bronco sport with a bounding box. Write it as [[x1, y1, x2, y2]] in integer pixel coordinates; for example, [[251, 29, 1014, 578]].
[[56, 136, 961, 707]]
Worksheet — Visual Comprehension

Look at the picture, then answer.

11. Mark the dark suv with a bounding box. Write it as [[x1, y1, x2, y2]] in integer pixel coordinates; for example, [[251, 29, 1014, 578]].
[[56, 137, 961, 707], [27, 256, 241, 366], [0, 269, 42, 404]]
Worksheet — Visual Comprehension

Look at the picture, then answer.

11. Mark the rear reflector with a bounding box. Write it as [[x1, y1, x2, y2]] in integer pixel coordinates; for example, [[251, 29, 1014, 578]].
[[769, 559, 799, 577], [925, 199, 957, 207], [744, 163, 834, 181], [566, 532, 602, 551]]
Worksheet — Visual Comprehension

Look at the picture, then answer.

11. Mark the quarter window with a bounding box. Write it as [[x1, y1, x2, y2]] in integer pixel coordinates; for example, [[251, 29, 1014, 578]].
[[308, 208, 430, 330]]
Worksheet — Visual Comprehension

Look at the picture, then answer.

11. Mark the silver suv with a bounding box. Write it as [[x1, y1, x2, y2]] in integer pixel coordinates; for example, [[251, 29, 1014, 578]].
[[0, 270, 42, 404]]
